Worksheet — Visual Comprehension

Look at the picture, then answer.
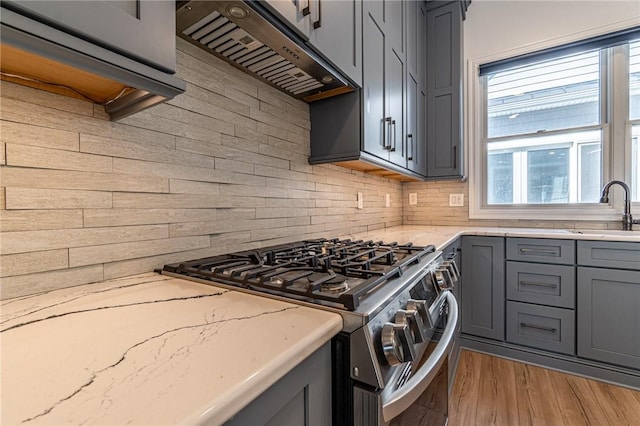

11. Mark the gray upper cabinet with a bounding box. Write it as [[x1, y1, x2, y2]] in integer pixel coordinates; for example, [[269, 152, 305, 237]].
[[363, 0, 405, 166], [3, 0, 176, 73], [1, 0, 185, 120], [405, 1, 427, 175], [265, 0, 363, 87], [461, 236, 505, 341], [426, 1, 464, 178]]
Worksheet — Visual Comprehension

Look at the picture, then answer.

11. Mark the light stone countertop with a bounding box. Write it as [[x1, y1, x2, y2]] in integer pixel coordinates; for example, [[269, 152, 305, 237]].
[[345, 225, 640, 250], [1, 226, 637, 426], [0, 273, 343, 426]]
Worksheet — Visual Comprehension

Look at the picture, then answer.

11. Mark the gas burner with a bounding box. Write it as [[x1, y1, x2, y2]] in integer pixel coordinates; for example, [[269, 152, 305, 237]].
[[321, 278, 350, 294]]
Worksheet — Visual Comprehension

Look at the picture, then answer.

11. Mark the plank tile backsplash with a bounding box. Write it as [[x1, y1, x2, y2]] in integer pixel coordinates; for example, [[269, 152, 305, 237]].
[[0, 38, 402, 299]]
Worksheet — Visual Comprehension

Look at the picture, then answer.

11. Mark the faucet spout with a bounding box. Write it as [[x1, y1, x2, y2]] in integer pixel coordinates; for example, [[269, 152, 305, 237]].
[[599, 180, 638, 231]]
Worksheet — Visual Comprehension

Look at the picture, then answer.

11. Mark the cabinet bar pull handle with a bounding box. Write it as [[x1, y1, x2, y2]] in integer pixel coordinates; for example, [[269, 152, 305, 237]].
[[520, 322, 557, 332], [302, 0, 311, 16], [519, 248, 558, 256], [384, 117, 392, 149], [520, 281, 558, 288], [390, 120, 397, 152], [312, 0, 322, 29], [407, 134, 413, 160], [453, 145, 457, 169]]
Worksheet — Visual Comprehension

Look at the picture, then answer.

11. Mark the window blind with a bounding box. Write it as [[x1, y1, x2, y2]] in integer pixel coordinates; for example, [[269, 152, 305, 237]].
[[479, 26, 640, 76]]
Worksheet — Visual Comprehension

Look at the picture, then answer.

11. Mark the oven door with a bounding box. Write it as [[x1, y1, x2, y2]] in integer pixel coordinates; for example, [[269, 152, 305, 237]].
[[353, 292, 459, 426]]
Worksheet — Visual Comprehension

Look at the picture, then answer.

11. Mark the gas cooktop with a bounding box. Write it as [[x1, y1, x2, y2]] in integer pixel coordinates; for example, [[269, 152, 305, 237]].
[[162, 238, 436, 311]]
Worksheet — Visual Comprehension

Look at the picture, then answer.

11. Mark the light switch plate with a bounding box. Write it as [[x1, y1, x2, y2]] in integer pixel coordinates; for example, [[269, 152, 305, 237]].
[[385, 193, 390, 207], [357, 192, 364, 209], [409, 193, 418, 205], [449, 193, 464, 207]]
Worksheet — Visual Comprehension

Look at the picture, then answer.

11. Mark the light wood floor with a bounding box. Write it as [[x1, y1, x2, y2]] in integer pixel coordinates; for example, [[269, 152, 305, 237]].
[[449, 350, 640, 426]]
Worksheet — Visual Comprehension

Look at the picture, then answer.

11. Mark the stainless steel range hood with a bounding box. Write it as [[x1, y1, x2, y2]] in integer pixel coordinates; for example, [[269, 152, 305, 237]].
[[176, 1, 353, 102]]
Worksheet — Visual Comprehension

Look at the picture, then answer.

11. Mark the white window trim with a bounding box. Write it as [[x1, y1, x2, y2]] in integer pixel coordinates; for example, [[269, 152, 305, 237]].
[[467, 42, 639, 222]]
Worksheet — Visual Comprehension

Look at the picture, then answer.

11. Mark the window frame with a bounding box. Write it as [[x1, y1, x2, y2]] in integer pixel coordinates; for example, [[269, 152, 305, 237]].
[[468, 37, 639, 221]]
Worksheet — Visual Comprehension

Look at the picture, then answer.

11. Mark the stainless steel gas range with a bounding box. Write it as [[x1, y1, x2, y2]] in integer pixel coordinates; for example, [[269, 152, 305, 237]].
[[161, 238, 459, 426]]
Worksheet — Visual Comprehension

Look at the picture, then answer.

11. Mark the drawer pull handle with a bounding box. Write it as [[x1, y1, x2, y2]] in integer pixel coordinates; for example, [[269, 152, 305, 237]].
[[519, 248, 559, 256], [520, 322, 557, 332], [520, 281, 558, 289]]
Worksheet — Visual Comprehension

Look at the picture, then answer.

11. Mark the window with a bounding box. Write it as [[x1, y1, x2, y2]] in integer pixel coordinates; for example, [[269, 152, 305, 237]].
[[471, 29, 640, 220], [630, 40, 640, 201]]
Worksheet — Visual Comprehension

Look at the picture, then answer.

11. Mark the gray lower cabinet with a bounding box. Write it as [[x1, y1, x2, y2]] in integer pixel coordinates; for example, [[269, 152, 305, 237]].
[[506, 237, 575, 265], [506, 261, 575, 309], [506, 301, 575, 355], [225, 343, 332, 426], [577, 267, 640, 370], [461, 236, 505, 340], [426, 1, 464, 179]]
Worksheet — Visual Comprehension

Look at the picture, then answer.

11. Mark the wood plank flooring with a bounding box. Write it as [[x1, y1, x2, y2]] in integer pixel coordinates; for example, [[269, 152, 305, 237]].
[[449, 350, 640, 426]]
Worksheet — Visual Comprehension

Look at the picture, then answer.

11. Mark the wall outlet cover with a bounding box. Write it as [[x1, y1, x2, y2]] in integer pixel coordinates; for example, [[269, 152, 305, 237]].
[[449, 193, 464, 207], [357, 192, 364, 209], [409, 193, 418, 205], [385, 193, 391, 207]]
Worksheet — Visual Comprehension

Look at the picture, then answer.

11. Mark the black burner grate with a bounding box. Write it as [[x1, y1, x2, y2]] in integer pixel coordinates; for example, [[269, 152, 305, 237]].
[[163, 238, 435, 310]]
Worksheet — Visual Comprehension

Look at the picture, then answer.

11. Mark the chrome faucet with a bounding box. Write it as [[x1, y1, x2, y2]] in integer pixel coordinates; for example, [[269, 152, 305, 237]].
[[599, 180, 640, 231]]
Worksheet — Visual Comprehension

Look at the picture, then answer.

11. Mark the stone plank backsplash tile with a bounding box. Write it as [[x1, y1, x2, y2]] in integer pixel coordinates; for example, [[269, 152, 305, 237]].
[[0, 39, 403, 299]]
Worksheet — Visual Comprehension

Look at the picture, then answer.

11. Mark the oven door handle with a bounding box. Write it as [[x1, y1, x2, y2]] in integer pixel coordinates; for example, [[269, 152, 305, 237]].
[[381, 291, 459, 423]]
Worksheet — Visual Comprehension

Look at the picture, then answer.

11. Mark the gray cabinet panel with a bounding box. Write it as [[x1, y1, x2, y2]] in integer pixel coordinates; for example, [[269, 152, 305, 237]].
[[4, 0, 176, 73], [577, 240, 640, 270], [461, 236, 505, 340], [577, 267, 640, 370], [387, 48, 406, 166], [506, 261, 575, 308], [308, 0, 363, 87], [506, 238, 575, 265], [225, 343, 332, 426], [426, 1, 463, 178], [506, 301, 575, 355], [362, 11, 387, 160]]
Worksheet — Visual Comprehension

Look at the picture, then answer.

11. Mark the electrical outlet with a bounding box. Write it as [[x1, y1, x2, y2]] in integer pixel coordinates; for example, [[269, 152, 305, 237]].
[[357, 192, 364, 209], [449, 193, 464, 207], [409, 193, 418, 205], [385, 193, 391, 207]]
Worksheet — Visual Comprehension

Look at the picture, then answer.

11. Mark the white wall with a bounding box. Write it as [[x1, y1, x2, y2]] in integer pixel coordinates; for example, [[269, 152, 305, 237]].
[[465, 0, 640, 63]]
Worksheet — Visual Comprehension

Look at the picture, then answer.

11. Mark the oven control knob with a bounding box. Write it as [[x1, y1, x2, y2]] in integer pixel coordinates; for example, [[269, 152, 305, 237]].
[[442, 260, 459, 283], [381, 322, 416, 366], [396, 308, 427, 343], [407, 299, 434, 329], [436, 267, 454, 290], [432, 269, 446, 291]]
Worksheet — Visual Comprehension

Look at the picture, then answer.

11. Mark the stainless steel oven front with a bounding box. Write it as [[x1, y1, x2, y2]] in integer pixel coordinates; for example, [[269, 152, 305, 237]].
[[347, 263, 459, 426]]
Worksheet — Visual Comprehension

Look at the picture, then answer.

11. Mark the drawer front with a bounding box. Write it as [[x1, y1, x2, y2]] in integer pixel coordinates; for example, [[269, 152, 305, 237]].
[[506, 262, 575, 308], [506, 301, 575, 355], [577, 240, 640, 270], [507, 238, 575, 265]]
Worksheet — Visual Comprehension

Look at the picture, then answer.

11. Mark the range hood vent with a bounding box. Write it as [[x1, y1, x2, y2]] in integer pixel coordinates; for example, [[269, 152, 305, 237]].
[[176, 1, 352, 101]]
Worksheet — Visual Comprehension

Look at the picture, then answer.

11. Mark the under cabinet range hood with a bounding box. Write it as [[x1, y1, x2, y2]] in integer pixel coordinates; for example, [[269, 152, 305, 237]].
[[176, 1, 352, 101]]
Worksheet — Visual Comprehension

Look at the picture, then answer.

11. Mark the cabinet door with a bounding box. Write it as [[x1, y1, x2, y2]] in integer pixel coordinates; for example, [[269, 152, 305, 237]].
[[225, 343, 332, 426], [387, 46, 406, 166], [406, 74, 418, 171], [362, 9, 389, 160], [461, 236, 505, 340], [577, 267, 640, 370], [265, 0, 311, 37], [3, 0, 176, 73], [426, 1, 463, 178], [308, 0, 362, 87]]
